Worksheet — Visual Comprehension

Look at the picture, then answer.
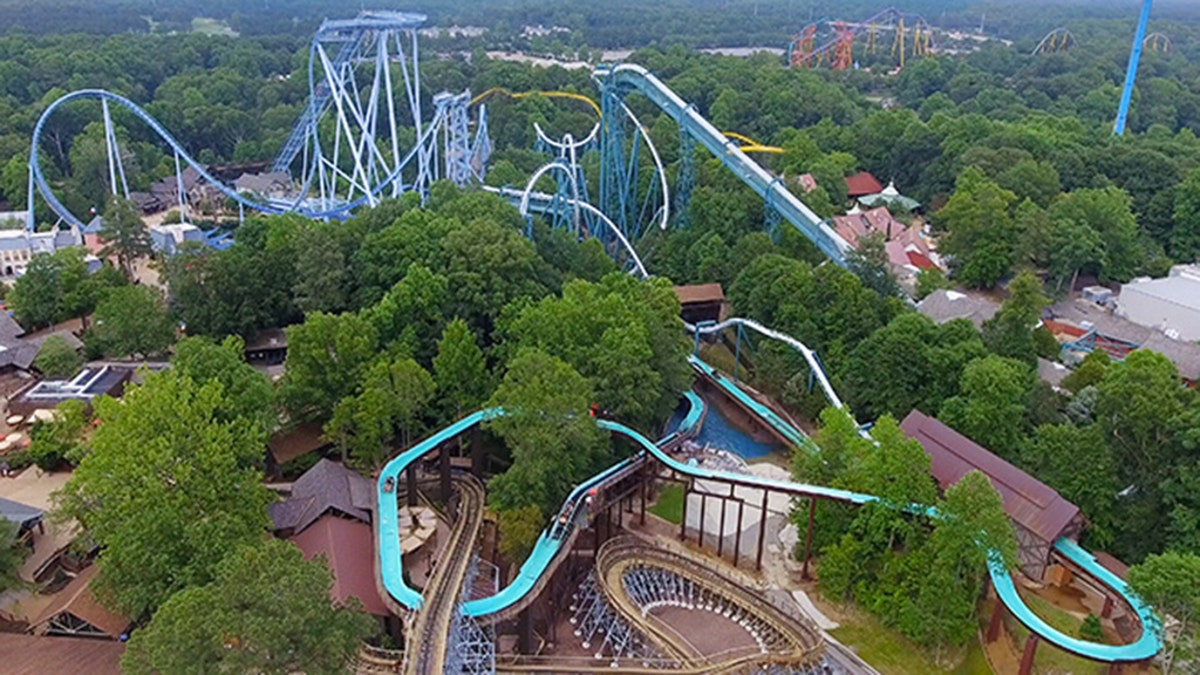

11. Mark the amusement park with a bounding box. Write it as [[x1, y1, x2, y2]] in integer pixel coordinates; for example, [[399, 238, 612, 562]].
[[0, 1, 1199, 674]]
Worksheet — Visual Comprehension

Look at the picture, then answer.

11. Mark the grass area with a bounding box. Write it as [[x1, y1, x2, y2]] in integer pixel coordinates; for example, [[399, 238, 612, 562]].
[[1002, 591, 1108, 675], [828, 605, 979, 674], [953, 641, 993, 675], [1018, 588, 1091, 638], [698, 341, 743, 379], [191, 17, 238, 37], [648, 484, 684, 524]]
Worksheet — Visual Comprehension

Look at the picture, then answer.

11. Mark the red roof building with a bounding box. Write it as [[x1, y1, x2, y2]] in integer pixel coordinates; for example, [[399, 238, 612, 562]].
[[900, 410, 1085, 580], [289, 514, 390, 616], [844, 171, 884, 198]]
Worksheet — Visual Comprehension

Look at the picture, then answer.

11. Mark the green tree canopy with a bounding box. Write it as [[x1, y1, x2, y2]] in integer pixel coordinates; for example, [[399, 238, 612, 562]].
[[937, 167, 1017, 288], [90, 285, 176, 358], [99, 195, 152, 280], [0, 520, 27, 596], [33, 334, 83, 377], [172, 335, 274, 433], [433, 318, 491, 422], [1127, 552, 1200, 674], [54, 370, 273, 618], [326, 356, 436, 470], [841, 313, 985, 420], [485, 349, 609, 520], [939, 355, 1033, 461], [280, 311, 378, 422], [121, 539, 376, 675], [500, 273, 691, 431], [981, 271, 1049, 365]]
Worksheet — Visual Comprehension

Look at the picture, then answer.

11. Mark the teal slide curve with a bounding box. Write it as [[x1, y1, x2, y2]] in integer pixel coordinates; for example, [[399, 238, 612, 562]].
[[376, 375, 1160, 663], [687, 360, 1160, 663]]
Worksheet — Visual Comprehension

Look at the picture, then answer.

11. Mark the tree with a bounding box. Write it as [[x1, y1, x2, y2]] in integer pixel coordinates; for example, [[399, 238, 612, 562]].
[[841, 313, 985, 421], [441, 216, 555, 340], [365, 263, 447, 364], [326, 356, 435, 469], [497, 504, 544, 563], [500, 274, 691, 432], [1093, 350, 1189, 559], [908, 470, 1017, 652], [90, 285, 176, 358], [433, 318, 490, 422], [1060, 350, 1110, 394], [1050, 187, 1143, 283], [1022, 423, 1119, 547], [54, 371, 273, 618], [846, 231, 901, 298], [1127, 552, 1200, 673], [27, 399, 89, 470], [172, 335, 274, 433], [121, 539, 375, 675], [33, 334, 82, 377], [99, 195, 152, 280], [7, 248, 121, 330], [291, 224, 348, 314], [1171, 168, 1200, 262], [981, 271, 1049, 365], [937, 167, 1018, 288], [5, 252, 61, 329], [0, 520, 27, 596], [280, 312, 378, 422], [915, 267, 952, 300], [939, 355, 1033, 461], [996, 159, 1061, 208], [485, 349, 609, 519]]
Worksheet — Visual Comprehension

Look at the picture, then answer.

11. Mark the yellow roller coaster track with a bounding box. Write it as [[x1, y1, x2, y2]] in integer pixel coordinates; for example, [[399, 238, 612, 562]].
[[470, 87, 602, 117], [470, 88, 784, 155]]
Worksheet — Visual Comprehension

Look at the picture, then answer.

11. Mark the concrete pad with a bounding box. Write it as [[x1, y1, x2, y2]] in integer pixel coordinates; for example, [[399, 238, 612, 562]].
[[791, 589, 839, 630]]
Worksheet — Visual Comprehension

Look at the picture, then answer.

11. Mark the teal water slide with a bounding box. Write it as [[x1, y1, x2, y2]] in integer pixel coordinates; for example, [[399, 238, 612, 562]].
[[376, 359, 1160, 663]]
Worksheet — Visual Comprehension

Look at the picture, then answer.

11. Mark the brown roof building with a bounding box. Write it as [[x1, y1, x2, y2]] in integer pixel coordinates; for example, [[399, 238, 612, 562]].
[[30, 565, 130, 639], [8, 366, 132, 418], [844, 171, 884, 198], [900, 410, 1085, 580], [0, 634, 124, 675], [268, 422, 330, 467], [289, 514, 389, 616], [673, 283, 727, 325], [268, 459, 374, 537]]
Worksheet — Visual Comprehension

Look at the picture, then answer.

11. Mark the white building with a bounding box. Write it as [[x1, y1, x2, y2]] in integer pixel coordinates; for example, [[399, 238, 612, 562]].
[[0, 211, 29, 229], [0, 227, 84, 279], [149, 223, 203, 256], [1115, 264, 1200, 342]]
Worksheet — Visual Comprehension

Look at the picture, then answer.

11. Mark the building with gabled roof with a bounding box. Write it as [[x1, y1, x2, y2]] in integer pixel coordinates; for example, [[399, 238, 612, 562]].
[[30, 565, 130, 639], [900, 410, 1085, 580], [844, 171, 884, 198], [268, 459, 374, 537], [289, 514, 389, 616], [0, 634, 124, 674]]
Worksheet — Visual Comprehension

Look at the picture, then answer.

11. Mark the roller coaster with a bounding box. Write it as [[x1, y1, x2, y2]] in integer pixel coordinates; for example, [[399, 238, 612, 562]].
[[27, 14, 847, 268], [20, 12, 1167, 670], [786, 7, 934, 70]]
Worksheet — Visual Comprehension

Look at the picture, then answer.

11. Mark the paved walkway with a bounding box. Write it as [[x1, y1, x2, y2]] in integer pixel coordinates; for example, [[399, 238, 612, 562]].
[[0, 468, 77, 582]]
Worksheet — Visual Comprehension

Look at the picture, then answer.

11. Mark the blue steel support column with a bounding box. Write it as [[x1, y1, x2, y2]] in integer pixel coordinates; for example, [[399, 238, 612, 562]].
[[675, 128, 696, 229], [734, 324, 743, 383], [1114, 0, 1153, 136]]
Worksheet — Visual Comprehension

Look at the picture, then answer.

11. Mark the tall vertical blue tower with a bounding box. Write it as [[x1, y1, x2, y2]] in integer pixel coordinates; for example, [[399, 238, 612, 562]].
[[1114, 0, 1153, 135]]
